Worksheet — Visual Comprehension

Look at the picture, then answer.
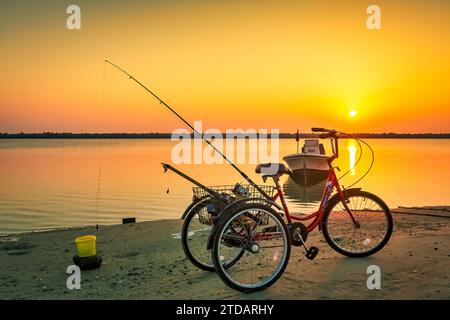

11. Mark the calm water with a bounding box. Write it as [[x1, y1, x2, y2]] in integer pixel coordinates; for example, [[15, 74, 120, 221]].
[[0, 139, 449, 235]]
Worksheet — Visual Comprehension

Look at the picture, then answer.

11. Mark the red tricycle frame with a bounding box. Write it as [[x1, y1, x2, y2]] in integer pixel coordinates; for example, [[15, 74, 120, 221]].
[[270, 136, 357, 233]]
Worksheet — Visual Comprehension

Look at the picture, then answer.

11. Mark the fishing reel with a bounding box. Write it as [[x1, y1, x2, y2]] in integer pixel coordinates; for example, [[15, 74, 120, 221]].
[[208, 184, 249, 216], [232, 183, 251, 198]]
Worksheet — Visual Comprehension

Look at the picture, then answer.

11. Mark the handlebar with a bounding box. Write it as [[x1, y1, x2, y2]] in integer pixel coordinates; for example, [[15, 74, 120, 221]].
[[308, 128, 374, 186], [319, 132, 335, 139], [310, 127, 339, 160], [311, 128, 337, 139]]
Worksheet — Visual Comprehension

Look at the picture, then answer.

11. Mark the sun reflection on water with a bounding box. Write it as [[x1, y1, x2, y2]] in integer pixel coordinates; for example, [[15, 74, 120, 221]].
[[347, 141, 357, 176]]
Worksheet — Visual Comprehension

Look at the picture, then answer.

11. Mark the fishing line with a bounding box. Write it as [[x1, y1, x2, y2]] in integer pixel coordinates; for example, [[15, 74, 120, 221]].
[[95, 61, 107, 229], [165, 160, 173, 194]]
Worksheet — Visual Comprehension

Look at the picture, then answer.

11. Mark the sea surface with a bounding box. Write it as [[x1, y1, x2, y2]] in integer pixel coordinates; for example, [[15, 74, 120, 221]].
[[0, 138, 449, 235]]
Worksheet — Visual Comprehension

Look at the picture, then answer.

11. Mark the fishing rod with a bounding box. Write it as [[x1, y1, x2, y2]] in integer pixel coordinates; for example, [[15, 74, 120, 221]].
[[104, 60, 272, 200], [161, 162, 220, 198]]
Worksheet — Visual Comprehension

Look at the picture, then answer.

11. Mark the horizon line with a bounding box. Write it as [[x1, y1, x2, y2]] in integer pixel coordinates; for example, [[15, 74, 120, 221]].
[[1, 132, 449, 137]]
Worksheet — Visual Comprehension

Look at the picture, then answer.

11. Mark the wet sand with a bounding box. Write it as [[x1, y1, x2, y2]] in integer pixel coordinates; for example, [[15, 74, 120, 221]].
[[0, 208, 449, 299]]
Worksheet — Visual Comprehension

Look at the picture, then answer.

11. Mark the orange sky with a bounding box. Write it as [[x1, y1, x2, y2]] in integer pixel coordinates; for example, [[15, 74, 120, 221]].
[[0, 0, 449, 133]]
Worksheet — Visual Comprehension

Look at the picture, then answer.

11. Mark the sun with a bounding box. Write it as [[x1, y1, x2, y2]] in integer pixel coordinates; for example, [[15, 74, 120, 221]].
[[349, 110, 357, 117]]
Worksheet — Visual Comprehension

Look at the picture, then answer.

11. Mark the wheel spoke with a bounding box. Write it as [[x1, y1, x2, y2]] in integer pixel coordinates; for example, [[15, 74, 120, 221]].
[[215, 206, 289, 291]]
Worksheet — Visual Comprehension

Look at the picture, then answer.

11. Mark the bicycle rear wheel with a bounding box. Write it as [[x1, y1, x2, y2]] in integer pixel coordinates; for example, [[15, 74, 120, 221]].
[[182, 198, 244, 271], [322, 190, 393, 257], [211, 203, 290, 293]]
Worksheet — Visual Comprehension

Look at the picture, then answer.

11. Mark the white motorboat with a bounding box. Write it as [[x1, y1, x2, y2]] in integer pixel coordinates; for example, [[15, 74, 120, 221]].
[[283, 139, 329, 185]]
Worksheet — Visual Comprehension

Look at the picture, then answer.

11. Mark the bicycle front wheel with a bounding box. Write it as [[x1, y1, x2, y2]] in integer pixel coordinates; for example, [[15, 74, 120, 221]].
[[211, 203, 290, 293], [322, 190, 393, 257]]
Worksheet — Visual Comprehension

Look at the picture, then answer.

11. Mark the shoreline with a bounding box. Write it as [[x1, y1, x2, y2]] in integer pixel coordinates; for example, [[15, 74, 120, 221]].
[[0, 207, 449, 300], [1, 205, 448, 238]]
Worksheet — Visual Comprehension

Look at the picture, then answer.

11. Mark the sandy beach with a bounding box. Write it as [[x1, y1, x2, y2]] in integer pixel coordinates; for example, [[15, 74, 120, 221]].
[[0, 207, 449, 300]]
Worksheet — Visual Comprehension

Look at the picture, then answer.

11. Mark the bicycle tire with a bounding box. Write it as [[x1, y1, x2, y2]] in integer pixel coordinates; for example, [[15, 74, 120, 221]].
[[182, 199, 244, 271], [212, 203, 290, 292], [322, 189, 393, 257]]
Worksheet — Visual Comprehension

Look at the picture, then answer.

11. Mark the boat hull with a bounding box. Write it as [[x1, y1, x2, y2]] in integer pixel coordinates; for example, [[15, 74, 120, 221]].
[[283, 154, 329, 186]]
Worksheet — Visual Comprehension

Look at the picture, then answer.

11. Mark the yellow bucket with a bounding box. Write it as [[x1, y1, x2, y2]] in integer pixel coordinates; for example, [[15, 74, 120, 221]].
[[75, 235, 97, 257]]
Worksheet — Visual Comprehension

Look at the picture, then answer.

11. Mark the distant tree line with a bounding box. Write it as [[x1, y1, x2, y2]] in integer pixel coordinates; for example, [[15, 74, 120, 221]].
[[0, 132, 449, 139]]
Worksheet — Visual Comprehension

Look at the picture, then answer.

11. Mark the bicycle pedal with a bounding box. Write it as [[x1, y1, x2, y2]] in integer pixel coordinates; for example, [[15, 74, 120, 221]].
[[306, 246, 319, 260]]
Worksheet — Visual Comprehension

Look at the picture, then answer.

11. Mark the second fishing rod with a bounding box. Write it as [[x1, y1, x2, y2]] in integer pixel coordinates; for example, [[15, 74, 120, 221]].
[[104, 60, 272, 200]]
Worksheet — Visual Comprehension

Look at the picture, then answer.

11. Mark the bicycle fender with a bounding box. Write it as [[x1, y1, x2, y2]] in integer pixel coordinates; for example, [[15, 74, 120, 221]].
[[206, 225, 217, 251], [181, 201, 197, 220], [324, 188, 362, 212], [180, 196, 211, 219]]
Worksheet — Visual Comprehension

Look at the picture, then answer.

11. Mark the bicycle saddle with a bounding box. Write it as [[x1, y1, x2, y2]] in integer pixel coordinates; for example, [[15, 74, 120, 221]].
[[255, 162, 290, 177]]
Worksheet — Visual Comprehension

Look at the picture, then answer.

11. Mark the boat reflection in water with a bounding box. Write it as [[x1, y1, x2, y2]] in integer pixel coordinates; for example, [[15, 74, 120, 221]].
[[282, 175, 327, 214]]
